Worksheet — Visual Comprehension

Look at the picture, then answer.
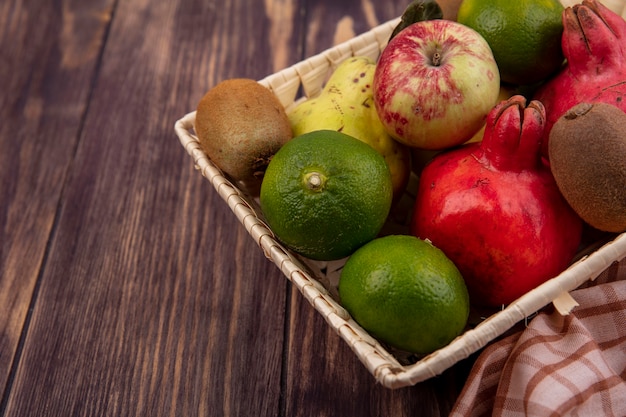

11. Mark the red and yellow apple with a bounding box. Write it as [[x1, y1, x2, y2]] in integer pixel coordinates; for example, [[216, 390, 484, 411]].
[[373, 19, 501, 150]]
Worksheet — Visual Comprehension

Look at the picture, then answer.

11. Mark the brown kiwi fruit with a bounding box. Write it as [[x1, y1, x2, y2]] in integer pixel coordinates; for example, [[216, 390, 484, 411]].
[[548, 102, 626, 233], [195, 78, 293, 195]]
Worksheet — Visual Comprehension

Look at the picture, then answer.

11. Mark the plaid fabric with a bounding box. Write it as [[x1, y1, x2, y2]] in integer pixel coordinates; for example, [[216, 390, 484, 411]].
[[451, 261, 626, 417]]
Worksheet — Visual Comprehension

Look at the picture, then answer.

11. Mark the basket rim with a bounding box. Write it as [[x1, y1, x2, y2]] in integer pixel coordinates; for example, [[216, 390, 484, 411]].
[[174, 109, 626, 388]]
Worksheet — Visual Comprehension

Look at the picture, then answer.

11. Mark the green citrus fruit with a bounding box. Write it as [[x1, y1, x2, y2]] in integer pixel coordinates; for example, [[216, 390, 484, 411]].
[[259, 130, 393, 261], [457, 0, 564, 86], [338, 235, 470, 354]]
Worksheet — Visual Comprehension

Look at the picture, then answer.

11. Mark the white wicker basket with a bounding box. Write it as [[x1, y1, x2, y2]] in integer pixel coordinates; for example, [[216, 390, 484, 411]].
[[175, 3, 626, 389]]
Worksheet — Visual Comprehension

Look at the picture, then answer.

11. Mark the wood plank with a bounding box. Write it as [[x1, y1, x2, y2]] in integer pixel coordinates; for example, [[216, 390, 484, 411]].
[[3, 0, 305, 415], [284, 294, 474, 416], [0, 0, 114, 397]]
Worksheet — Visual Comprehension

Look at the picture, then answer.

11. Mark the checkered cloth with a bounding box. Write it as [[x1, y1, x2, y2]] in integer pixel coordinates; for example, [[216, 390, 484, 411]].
[[451, 262, 626, 417]]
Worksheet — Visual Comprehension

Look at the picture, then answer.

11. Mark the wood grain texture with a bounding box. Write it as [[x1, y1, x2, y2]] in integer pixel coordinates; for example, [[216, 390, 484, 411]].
[[3, 0, 296, 415], [0, 0, 114, 398], [1, 0, 471, 415], [284, 292, 474, 417]]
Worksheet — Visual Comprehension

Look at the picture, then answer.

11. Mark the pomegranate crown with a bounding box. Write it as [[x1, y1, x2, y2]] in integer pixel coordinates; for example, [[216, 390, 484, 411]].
[[562, 0, 626, 75], [481, 95, 546, 172]]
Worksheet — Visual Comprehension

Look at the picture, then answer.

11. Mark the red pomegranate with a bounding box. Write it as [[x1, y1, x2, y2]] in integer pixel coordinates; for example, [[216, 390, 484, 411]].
[[533, 0, 626, 158], [411, 96, 583, 307]]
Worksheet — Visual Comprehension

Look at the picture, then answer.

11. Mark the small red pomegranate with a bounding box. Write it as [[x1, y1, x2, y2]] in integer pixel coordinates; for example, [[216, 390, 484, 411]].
[[533, 0, 626, 158], [411, 96, 583, 307]]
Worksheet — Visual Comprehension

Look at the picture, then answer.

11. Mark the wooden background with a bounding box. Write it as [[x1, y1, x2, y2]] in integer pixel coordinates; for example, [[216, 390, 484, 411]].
[[0, 0, 475, 415]]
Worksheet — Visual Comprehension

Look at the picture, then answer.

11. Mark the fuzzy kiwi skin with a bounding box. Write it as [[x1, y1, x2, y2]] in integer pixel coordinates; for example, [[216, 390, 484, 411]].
[[548, 102, 626, 233], [195, 78, 293, 195]]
